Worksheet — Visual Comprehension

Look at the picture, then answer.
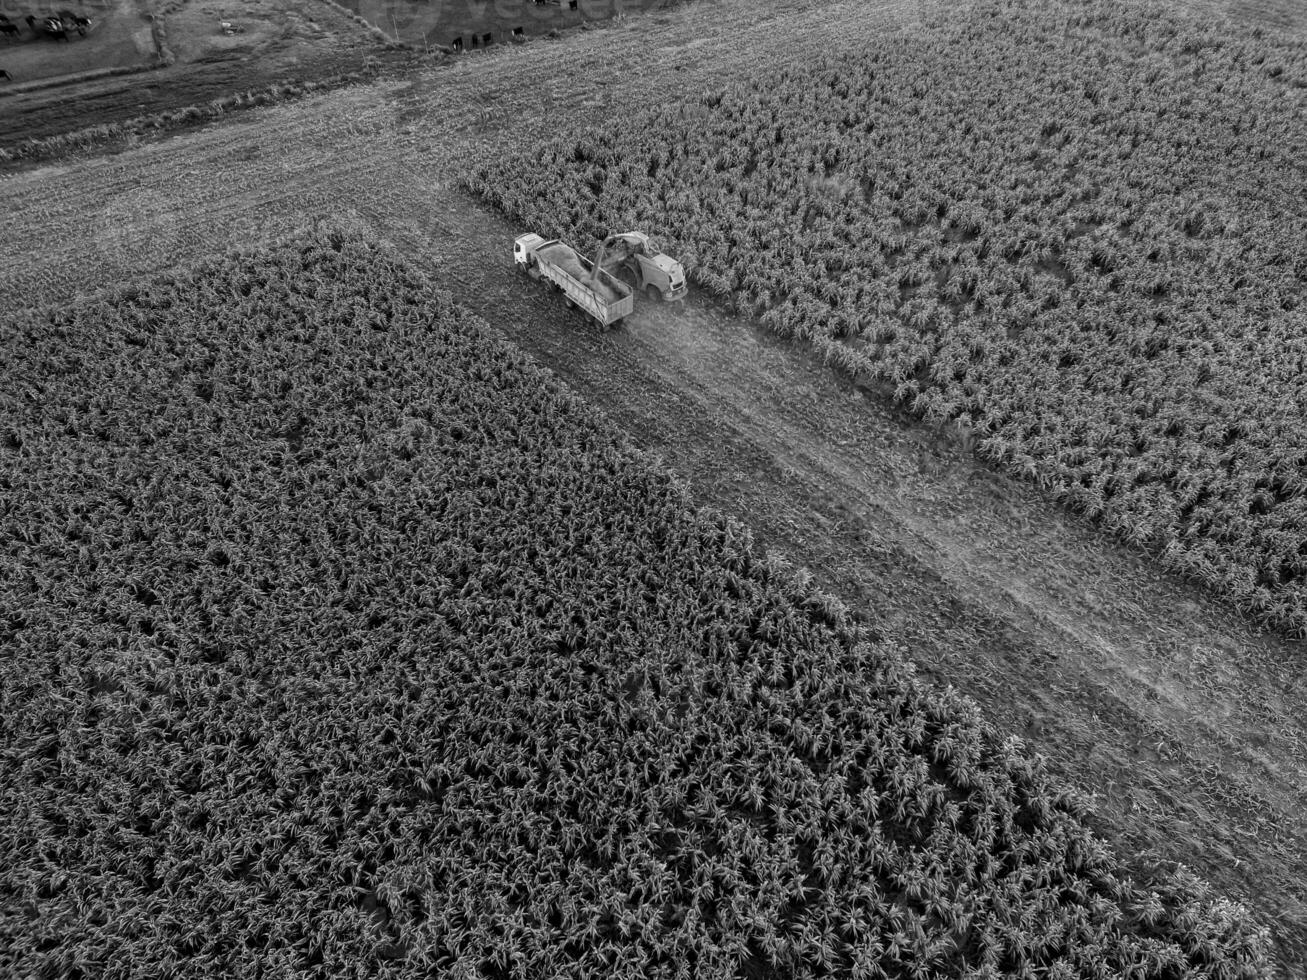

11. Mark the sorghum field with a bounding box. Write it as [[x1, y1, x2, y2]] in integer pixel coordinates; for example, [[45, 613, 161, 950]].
[[0, 226, 1271, 976], [464, 0, 1307, 636], [3, 0, 1306, 975]]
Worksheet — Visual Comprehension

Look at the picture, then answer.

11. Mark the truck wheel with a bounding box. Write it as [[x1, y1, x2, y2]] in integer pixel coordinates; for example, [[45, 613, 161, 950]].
[[646, 285, 663, 303]]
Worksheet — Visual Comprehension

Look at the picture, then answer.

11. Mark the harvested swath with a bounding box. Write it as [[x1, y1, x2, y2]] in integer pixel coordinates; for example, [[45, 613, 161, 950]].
[[0, 225, 1270, 978], [460, 0, 1307, 638]]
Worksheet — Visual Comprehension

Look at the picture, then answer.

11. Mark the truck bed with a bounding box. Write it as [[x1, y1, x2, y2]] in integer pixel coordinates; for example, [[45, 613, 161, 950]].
[[536, 242, 625, 304]]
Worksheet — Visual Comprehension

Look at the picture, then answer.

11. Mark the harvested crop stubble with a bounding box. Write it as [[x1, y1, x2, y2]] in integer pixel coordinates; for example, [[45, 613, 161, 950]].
[[461, 0, 1307, 638], [0, 226, 1270, 978]]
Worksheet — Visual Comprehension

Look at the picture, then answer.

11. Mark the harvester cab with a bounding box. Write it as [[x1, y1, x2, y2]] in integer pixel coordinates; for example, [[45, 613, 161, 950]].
[[593, 231, 687, 302]]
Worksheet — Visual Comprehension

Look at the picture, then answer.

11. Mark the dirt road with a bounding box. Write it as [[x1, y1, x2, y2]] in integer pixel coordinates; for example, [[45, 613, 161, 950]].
[[0, 0, 397, 150], [1, 0, 1303, 972]]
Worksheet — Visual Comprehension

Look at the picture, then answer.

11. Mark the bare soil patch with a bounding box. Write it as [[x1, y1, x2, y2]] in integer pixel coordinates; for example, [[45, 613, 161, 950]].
[[0, 0, 154, 87], [338, 0, 671, 48], [0, 0, 396, 149]]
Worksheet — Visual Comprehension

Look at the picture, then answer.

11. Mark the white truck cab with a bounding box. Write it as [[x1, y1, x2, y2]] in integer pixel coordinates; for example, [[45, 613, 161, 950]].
[[513, 233, 547, 273]]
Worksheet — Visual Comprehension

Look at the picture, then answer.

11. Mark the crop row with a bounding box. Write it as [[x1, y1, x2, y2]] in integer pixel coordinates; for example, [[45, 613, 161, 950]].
[[461, 0, 1307, 637], [0, 225, 1271, 977]]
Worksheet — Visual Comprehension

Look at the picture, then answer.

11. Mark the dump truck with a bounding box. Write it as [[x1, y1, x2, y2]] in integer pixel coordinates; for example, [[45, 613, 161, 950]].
[[593, 231, 687, 303], [514, 234, 634, 329]]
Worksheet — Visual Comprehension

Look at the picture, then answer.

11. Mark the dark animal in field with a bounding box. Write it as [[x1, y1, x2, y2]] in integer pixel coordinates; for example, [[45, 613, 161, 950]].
[[470, 33, 478, 48], [58, 11, 90, 35], [451, 35, 462, 51], [482, 32, 493, 46], [0, 69, 11, 81], [511, 26, 524, 38], [0, 23, 19, 39], [43, 17, 70, 42], [25, 15, 36, 31]]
